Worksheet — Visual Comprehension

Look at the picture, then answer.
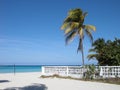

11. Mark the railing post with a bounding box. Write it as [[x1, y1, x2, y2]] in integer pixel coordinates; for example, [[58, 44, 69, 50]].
[[100, 66, 103, 77], [66, 66, 68, 76], [42, 66, 45, 75]]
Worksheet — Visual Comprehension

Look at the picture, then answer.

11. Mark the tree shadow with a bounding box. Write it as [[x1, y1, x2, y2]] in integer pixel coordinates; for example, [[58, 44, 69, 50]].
[[0, 80, 10, 83], [4, 83, 48, 90]]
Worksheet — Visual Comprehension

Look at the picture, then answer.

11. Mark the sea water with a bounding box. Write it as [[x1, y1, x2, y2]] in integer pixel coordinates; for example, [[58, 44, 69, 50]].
[[0, 65, 41, 73]]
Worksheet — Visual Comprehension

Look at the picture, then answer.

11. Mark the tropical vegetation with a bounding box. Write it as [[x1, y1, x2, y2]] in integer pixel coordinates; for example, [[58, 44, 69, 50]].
[[84, 64, 96, 80], [87, 38, 120, 66], [61, 8, 96, 66]]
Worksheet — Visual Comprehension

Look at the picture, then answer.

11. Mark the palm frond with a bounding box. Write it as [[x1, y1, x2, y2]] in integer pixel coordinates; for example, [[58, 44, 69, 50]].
[[89, 48, 96, 52], [64, 28, 72, 34], [64, 17, 72, 23], [85, 29, 93, 42], [87, 54, 97, 60], [61, 22, 69, 30], [64, 23, 79, 35], [70, 22, 79, 29], [69, 8, 82, 17], [65, 9, 83, 23], [84, 25, 96, 31], [65, 31, 77, 44]]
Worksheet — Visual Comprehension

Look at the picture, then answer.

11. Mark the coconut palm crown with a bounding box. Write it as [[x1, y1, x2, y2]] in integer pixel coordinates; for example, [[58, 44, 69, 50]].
[[61, 8, 96, 66]]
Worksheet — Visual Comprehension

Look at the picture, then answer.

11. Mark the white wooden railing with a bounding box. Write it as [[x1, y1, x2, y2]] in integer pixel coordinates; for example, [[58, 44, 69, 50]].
[[42, 66, 120, 78]]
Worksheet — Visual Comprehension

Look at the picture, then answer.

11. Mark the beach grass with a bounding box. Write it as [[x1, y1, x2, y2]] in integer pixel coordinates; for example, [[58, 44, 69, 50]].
[[41, 74, 120, 85]]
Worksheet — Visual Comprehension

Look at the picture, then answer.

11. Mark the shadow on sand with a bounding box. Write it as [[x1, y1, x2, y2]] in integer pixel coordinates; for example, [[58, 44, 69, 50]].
[[0, 80, 10, 83], [4, 83, 48, 90]]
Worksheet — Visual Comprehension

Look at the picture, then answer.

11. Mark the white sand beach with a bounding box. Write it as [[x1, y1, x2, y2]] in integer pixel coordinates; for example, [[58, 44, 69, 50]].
[[0, 72, 120, 90]]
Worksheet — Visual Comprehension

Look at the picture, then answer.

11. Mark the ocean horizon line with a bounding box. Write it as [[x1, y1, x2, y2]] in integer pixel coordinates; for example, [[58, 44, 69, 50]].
[[0, 64, 82, 66]]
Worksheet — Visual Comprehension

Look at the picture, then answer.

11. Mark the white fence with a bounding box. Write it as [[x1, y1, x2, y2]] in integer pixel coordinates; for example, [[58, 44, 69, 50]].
[[42, 66, 120, 78], [100, 66, 120, 78]]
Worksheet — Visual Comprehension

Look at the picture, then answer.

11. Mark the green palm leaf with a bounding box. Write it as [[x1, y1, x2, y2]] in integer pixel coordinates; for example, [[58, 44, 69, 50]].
[[65, 31, 77, 44], [61, 22, 69, 30], [85, 29, 93, 42], [87, 54, 98, 60], [84, 25, 96, 31]]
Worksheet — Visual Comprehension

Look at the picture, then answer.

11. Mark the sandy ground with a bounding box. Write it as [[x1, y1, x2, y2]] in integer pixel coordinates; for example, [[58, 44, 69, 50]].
[[0, 72, 120, 90]]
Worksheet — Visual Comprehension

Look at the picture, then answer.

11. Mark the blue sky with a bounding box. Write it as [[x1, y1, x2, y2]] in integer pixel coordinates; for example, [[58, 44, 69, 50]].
[[0, 0, 120, 65]]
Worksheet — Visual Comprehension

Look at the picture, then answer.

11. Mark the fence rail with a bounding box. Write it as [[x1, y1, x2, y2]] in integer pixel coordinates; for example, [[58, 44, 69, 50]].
[[100, 66, 120, 78], [42, 66, 120, 78]]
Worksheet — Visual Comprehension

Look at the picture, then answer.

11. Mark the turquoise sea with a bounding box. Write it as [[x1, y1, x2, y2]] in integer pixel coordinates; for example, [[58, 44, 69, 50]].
[[0, 65, 42, 73]]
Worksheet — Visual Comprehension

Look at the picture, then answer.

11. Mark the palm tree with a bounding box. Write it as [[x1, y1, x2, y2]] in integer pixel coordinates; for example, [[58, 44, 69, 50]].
[[87, 38, 106, 64], [87, 38, 106, 65], [88, 38, 120, 66], [61, 8, 96, 66]]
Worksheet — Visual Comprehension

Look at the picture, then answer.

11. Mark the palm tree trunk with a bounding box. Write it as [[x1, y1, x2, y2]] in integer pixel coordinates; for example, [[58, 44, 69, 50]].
[[78, 39, 85, 77], [81, 41, 84, 66], [81, 40, 85, 77]]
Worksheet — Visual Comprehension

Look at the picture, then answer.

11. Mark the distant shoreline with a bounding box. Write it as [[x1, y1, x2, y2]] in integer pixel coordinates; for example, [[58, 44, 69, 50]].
[[0, 65, 82, 66], [0, 65, 42, 73], [0, 65, 81, 73]]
